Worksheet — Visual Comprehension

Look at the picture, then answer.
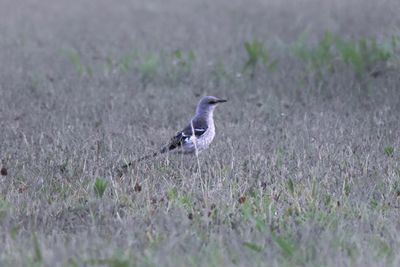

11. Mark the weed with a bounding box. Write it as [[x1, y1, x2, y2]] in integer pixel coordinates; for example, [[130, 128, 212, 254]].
[[173, 49, 195, 70], [61, 48, 92, 77], [294, 31, 397, 79], [166, 187, 193, 210], [275, 236, 295, 258], [384, 146, 394, 157], [243, 241, 262, 252], [287, 177, 295, 196], [210, 61, 232, 85], [32, 233, 43, 264], [335, 36, 393, 77], [119, 51, 138, 73], [243, 40, 278, 78], [167, 49, 196, 84], [94, 177, 108, 198], [0, 197, 11, 220], [139, 53, 158, 85], [293, 31, 335, 77], [167, 187, 178, 201]]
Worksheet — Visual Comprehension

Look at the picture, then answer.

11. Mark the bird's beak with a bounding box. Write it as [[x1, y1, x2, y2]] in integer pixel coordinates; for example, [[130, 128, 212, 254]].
[[216, 99, 227, 103]]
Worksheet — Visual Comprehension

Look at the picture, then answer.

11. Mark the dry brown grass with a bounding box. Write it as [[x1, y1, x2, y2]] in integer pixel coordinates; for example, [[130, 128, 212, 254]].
[[1, 0, 400, 266]]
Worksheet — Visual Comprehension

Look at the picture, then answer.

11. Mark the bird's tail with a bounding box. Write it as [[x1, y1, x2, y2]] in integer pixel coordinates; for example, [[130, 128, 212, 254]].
[[122, 151, 159, 167], [116, 151, 161, 177], [116, 142, 175, 177]]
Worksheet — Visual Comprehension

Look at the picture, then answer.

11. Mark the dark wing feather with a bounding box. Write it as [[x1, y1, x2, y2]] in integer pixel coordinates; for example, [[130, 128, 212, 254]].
[[161, 123, 208, 153]]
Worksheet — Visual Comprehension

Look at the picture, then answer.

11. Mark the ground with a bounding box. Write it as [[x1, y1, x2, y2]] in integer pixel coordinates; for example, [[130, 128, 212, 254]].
[[1, 0, 400, 266]]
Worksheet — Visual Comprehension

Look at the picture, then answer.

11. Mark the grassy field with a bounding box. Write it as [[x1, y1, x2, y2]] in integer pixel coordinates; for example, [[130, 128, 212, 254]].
[[1, 0, 400, 266]]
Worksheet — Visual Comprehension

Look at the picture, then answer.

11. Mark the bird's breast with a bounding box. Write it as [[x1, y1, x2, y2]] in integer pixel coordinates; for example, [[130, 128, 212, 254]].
[[196, 124, 215, 148]]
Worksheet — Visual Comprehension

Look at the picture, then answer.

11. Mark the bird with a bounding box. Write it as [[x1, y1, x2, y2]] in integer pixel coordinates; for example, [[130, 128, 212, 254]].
[[119, 96, 227, 172]]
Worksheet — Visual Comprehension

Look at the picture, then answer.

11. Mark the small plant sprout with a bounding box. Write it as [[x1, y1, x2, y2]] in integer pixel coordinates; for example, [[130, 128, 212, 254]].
[[293, 31, 335, 76], [167, 49, 196, 84], [211, 60, 231, 85], [294, 32, 397, 79], [243, 241, 262, 252], [0, 198, 11, 220], [94, 177, 108, 198], [61, 48, 92, 77], [173, 49, 195, 70], [243, 39, 277, 78], [139, 53, 158, 86], [274, 236, 295, 258], [335, 36, 393, 77], [384, 146, 394, 157], [117, 50, 138, 73], [287, 177, 295, 196], [32, 233, 43, 264], [167, 187, 178, 201]]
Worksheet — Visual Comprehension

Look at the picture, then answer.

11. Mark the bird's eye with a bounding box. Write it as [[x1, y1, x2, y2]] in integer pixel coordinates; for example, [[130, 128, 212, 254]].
[[208, 100, 217, 104]]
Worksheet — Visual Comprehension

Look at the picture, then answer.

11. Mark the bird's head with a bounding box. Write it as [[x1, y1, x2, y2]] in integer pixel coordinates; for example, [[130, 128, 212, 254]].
[[196, 96, 227, 115]]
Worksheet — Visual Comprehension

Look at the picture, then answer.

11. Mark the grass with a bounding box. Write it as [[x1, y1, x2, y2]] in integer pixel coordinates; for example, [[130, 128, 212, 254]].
[[94, 177, 108, 198], [294, 31, 398, 79], [1, 0, 400, 266], [243, 40, 278, 78]]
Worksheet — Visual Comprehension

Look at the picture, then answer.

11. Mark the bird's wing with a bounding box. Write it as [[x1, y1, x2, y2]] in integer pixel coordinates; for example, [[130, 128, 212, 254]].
[[161, 123, 208, 153], [117, 120, 208, 175]]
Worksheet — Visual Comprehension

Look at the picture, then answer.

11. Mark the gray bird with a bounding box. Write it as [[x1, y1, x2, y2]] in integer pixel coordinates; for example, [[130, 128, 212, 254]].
[[120, 96, 227, 170]]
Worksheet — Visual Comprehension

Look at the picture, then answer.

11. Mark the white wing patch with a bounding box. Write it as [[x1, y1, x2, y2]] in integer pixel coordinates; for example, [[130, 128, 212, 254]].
[[182, 128, 206, 137]]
